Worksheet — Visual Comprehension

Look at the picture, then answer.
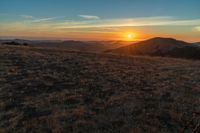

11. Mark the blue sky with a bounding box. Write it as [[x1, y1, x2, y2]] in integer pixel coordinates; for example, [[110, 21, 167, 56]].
[[1, 0, 200, 19], [0, 0, 200, 41]]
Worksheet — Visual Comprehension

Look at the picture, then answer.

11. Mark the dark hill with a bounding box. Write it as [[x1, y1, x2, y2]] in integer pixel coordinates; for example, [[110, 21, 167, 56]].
[[107, 37, 200, 59], [2, 41, 29, 46]]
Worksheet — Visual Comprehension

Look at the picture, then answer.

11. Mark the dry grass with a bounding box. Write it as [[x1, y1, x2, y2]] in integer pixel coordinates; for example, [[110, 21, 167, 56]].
[[1, 45, 200, 133]]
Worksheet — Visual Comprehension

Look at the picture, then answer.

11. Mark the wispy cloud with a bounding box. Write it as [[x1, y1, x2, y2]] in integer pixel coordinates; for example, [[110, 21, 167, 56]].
[[0, 13, 59, 23], [31, 17, 58, 23], [21, 15, 34, 19], [1, 14, 200, 41], [79, 15, 100, 19], [57, 16, 200, 29]]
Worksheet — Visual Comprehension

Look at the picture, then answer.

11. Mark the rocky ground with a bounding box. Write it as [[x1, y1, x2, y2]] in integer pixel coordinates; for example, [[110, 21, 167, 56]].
[[1, 45, 200, 133]]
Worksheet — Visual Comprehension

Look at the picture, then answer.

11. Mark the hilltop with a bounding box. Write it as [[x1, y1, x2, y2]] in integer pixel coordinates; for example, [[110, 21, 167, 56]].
[[107, 37, 200, 59]]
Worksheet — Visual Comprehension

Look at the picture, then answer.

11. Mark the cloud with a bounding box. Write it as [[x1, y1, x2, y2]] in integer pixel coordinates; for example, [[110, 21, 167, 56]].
[[31, 17, 58, 23], [21, 15, 34, 19], [56, 16, 200, 29], [1, 15, 200, 39], [79, 15, 100, 19], [0, 13, 58, 23]]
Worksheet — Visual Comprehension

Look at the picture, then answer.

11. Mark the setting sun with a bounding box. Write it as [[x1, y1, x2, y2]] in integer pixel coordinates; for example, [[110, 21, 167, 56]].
[[124, 32, 135, 41], [127, 33, 133, 39]]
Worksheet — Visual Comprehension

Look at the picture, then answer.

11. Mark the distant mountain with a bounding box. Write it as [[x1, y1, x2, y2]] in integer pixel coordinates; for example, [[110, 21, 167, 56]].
[[106, 37, 200, 59], [0, 39, 132, 52], [33, 40, 133, 52], [0, 39, 33, 44], [1, 41, 29, 46]]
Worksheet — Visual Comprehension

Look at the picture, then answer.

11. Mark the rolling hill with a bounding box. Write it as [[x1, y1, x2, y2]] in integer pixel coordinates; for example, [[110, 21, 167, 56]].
[[107, 37, 200, 59], [0, 39, 132, 53], [1, 45, 200, 132]]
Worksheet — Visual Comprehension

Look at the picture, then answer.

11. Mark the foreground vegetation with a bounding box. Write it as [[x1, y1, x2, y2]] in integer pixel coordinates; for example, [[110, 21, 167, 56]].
[[1, 45, 200, 133]]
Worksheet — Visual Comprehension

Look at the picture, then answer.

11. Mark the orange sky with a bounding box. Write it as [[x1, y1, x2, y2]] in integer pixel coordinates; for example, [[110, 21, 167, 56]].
[[0, 16, 200, 42], [1, 0, 200, 42]]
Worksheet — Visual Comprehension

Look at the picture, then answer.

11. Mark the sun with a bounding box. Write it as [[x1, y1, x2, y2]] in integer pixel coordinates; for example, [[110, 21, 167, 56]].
[[127, 33, 133, 39], [122, 32, 136, 41], [125, 32, 135, 41]]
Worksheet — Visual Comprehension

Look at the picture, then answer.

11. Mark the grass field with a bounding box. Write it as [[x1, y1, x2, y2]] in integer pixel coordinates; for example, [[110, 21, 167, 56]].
[[1, 45, 200, 133]]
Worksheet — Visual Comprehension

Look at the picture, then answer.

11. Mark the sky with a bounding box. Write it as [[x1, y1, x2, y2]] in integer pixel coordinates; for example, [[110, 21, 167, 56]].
[[0, 0, 200, 42]]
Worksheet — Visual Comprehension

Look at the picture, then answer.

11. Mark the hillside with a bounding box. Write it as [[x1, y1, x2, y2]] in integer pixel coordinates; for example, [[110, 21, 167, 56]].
[[1, 45, 200, 132], [107, 37, 200, 59]]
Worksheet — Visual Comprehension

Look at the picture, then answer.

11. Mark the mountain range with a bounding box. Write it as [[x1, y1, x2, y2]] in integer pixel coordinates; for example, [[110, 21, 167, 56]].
[[0, 39, 132, 52], [1, 37, 200, 59]]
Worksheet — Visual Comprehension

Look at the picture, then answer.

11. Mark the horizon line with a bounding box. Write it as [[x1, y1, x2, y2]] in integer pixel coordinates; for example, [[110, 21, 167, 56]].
[[0, 36, 199, 43]]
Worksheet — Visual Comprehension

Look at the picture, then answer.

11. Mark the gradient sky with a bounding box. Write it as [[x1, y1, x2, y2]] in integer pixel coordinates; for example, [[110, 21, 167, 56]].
[[0, 0, 200, 41]]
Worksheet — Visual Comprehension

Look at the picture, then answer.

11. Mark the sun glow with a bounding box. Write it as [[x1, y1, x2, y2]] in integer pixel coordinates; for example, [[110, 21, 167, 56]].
[[128, 33, 133, 39], [124, 32, 135, 41]]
